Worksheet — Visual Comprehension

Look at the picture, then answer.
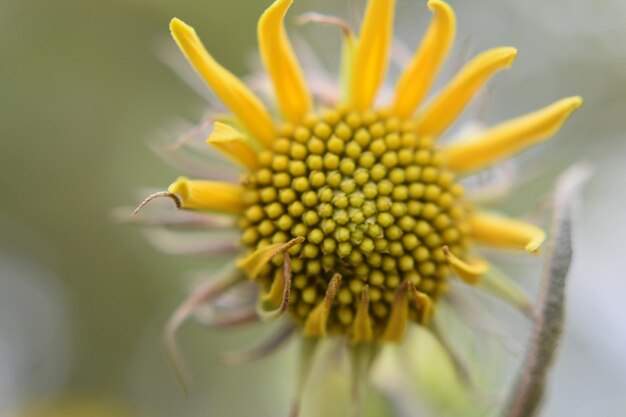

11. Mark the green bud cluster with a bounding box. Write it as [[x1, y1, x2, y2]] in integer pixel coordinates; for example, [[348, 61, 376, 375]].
[[239, 107, 469, 336]]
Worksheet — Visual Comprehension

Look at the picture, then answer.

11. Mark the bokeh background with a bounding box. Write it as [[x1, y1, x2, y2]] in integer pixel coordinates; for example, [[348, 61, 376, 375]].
[[1, 0, 625, 416]]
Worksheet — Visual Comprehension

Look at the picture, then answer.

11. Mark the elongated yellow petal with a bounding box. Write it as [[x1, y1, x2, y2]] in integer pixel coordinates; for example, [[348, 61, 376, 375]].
[[258, 254, 292, 320], [170, 18, 275, 147], [303, 273, 342, 337], [469, 212, 545, 253], [168, 177, 244, 212], [392, 0, 456, 118], [349, 0, 395, 110], [415, 47, 517, 137], [382, 282, 409, 342], [351, 286, 373, 344], [237, 237, 304, 280], [258, 0, 312, 123], [407, 281, 434, 325], [341, 31, 358, 104], [442, 97, 583, 174], [207, 122, 260, 170], [442, 246, 489, 284]]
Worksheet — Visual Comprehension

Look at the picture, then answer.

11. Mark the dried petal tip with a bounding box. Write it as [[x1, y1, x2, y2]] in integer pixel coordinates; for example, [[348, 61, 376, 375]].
[[131, 191, 181, 216]]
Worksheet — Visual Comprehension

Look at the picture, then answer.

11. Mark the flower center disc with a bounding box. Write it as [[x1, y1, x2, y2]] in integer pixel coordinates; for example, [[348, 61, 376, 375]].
[[240, 107, 469, 337]]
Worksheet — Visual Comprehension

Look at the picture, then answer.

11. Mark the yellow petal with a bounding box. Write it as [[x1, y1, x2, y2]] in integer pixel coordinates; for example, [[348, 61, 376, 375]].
[[167, 177, 244, 212], [382, 282, 409, 342], [351, 286, 373, 344], [349, 0, 395, 110], [442, 97, 583, 174], [170, 18, 275, 147], [340, 31, 358, 104], [258, 0, 312, 123], [207, 122, 260, 170], [442, 246, 489, 284], [407, 281, 434, 325], [392, 0, 456, 118], [258, 254, 292, 320], [415, 47, 517, 137], [469, 212, 546, 253], [237, 237, 304, 280], [303, 273, 342, 337]]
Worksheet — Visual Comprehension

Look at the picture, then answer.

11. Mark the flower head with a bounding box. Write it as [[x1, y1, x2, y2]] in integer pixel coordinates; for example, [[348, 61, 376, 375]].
[[133, 0, 581, 413]]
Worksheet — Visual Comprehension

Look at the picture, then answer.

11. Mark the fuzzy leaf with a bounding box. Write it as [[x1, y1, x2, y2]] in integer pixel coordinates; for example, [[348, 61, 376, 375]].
[[502, 165, 591, 417]]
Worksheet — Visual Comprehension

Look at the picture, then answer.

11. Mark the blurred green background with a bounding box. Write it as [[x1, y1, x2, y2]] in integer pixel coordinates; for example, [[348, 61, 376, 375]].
[[1, 0, 625, 416]]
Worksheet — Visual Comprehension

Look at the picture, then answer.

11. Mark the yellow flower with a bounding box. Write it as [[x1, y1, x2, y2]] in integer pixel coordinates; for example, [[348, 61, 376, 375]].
[[134, 0, 581, 413]]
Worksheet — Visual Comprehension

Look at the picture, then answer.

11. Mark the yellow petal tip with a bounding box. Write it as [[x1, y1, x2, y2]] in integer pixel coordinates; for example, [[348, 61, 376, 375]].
[[524, 233, 546, 254], [167, 176, 189, 198], [565, 96, 584, 110], [427, 0, 449, 11], [499, 47, 518, 65], [170, 17, 191, 34]]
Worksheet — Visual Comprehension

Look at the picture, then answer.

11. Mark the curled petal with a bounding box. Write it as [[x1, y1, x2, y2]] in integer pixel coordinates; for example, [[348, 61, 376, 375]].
[[257, 253, 292, 320], [207, 122, 260, 170], [237, 237, 304, 280], [382, 281, 410, 342], [442, 246, 489, 284], [170, 18, 275, 146], [349, 0, 395, 110], [442, 97, 583, 174], [407, 281, 435, 325], [258, 0, 312, 123], [131, 191, 181, 215], [469, 212, 546, 253], [392, 0, 456, 118], [415, 47, 517, 137], [168, 177, 244, 212], [303, 273, 342, 337]]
